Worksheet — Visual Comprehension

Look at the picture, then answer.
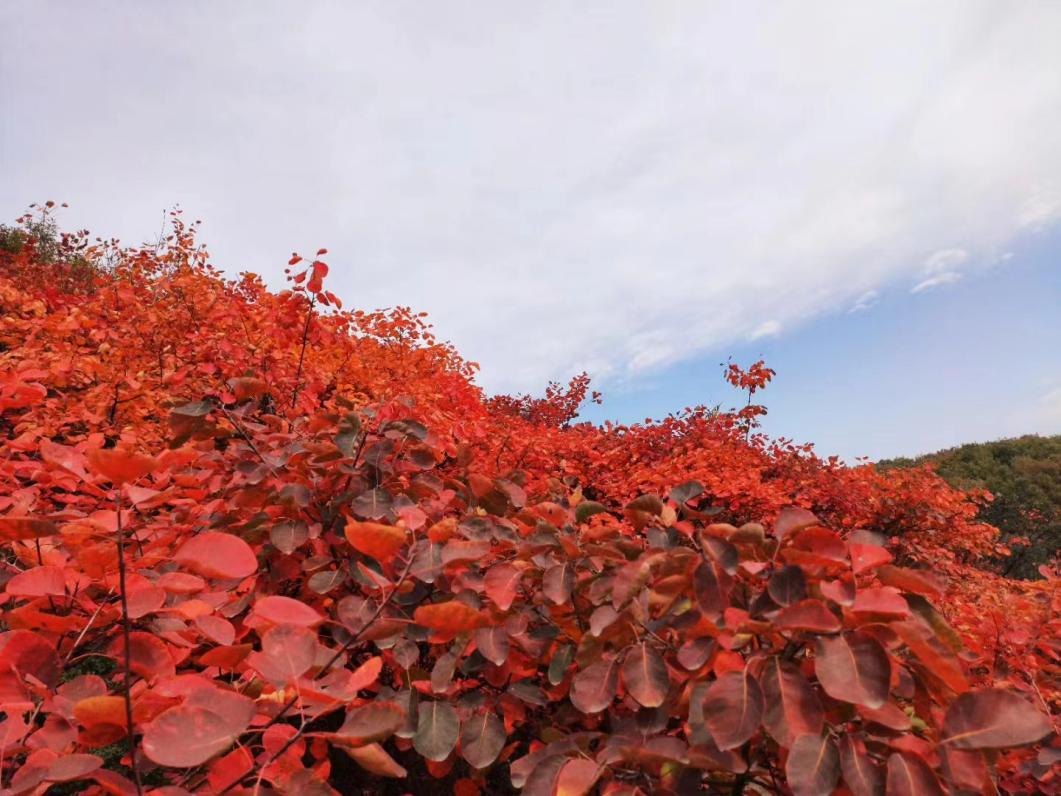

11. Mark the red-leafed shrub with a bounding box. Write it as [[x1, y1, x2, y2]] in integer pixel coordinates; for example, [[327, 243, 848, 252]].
[[0, 207, 1057, 795]]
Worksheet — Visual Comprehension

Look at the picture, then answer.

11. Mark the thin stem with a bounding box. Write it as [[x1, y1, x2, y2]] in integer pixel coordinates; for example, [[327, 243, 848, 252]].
[[115, 490, 144, 796], [215, 554, 415, 795], [290, 296, 315, 410], [62, 593, 112, 664]]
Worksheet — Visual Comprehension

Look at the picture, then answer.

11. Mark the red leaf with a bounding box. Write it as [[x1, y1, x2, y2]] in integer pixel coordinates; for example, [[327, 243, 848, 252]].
[[761, 657, 824, 748], [6, 566, 66, 598], [344, 519, 408, 563], [570, 658, 618, 714], [174, 532, 257, 580], [142, 704, 250, 768], [307, 260, 328, 294], [0, 517, 59, 542], [774, 507, 819, 539], [348, 655, 384, 692], [777, 599, 842, 633], [441, 539, 491, 565], [702, 668, 764, 750], [838, 735, 884, 796], [106, 631, 175, 681], [785, 734, 840, 796], [247, 624, 319, 685], [543, 562, 574, 605], [333, 701, 405, 746], [484, 563, 521, 611], [891, 621, 968, 694], [414, 602, 488, 635], [86, 448, 156, 485], [126, 585, 166, 619], [474, 626, 509, 667], [249, 595, 324, 628], [73, 696, 127, 728], [850, 586, 910, 619], [885, 752, 943, 796], [555, 758, 603, 796], [877, 565, 945, 599], [229, 376, 268, 402], [46, 753, 102, 782], [767, 565, 808, 606], [39, 439, 89, 480], [621, 643, 669, 708], [814, 632, 890, 708], [849, 542, 893, 574], [459, 711, 506, 769], [413, 700, 460, 762], [941, 688, 1052, 749]]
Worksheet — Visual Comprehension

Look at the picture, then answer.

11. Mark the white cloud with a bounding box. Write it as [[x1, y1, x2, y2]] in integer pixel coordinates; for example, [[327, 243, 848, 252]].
[[1017, 191, 1061, 230], [848, 290, 879, 313], [911, 272, 962, 294], [749, 320, 782, 341], [2, 3, 1060, 393], [910, 247, 968, 293], [922, 248, 969, 274]]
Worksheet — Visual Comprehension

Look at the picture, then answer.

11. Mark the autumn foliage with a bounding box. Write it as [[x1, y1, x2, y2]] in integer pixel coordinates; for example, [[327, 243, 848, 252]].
[[0, 207, 1057, 795]]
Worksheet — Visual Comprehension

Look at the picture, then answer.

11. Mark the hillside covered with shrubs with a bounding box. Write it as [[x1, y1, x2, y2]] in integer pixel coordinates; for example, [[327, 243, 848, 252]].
[[882, 435, 1061, 580], [0, 206, 1057, 795]]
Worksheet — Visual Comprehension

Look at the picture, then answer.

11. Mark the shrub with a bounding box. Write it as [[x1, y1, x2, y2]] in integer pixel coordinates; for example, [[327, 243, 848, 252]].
[[0, 210, 1056, 794]]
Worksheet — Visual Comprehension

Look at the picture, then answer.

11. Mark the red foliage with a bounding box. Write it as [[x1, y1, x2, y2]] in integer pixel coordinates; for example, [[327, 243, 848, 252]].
[[0, 208, 1057, 794]]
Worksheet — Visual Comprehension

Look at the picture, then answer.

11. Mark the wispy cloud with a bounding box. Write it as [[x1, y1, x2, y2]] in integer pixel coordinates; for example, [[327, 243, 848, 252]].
[[911, 272, 962, 294], [922, 248, 969, 274], [848, 290, 879, 313], [2, 3, 1060, 392], [909, 248, 968, 293], [749, 320, 782, 341]]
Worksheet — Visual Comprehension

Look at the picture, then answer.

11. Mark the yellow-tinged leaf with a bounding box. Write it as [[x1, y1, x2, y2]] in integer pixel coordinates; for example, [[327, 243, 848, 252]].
[[344, 519, 408, 563], [413, 601, 488, 634]]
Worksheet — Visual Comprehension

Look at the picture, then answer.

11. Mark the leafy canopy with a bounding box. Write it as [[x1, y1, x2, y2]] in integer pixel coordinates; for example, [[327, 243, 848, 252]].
[[0, 207, 1056, 795]]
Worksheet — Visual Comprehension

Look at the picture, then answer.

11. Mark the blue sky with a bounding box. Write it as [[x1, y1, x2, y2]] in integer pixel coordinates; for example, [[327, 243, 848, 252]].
[[580, 226, 1061, 460], [2, 2, 1059, 461]]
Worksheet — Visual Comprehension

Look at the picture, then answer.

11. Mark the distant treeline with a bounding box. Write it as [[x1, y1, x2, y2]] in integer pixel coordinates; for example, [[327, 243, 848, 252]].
[[880, 434, 1061, 579]]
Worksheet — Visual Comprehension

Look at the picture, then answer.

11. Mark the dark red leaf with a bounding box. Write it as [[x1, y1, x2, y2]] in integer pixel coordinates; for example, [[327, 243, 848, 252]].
[[814, 632, 891, 708], [785, 734, 840, 796]]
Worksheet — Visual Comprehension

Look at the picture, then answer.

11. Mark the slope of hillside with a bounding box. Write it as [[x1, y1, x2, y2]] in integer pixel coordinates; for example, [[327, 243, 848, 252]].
[[881, 435, 1061, 579], [1, 208, 1057, 794]]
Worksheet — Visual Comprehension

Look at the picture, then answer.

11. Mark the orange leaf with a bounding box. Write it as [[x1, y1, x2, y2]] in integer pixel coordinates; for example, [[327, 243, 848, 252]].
[[73, 696, 127, 728], [344, 520, 408, 563], [413, 601, 488, 634], [85, 448, 157, 486], [0, 517, 59, 541]]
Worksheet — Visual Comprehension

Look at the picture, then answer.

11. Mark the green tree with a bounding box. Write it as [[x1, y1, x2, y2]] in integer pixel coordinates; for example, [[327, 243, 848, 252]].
[[880, 434, 1061, 578]]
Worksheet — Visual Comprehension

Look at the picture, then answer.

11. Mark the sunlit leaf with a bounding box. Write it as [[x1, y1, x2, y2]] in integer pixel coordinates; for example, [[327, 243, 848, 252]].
[[344, 519, 408, 563], [86, 447, 157, 485], [174, 532, 258, 580]]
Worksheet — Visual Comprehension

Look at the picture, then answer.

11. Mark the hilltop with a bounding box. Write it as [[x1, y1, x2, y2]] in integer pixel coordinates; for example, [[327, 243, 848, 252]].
[[0, 207, 1056, 794]]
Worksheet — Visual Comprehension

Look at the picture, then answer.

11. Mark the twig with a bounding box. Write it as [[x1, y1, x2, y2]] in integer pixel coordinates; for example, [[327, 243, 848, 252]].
[[290, 296, 315, 410], [62, 594, 112, 664], [214, 554, 415, 795], [115, 490, 144, 796]]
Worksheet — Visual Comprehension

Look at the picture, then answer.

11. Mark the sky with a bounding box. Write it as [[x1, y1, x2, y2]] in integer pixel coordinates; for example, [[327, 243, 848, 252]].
[[2, 1, 1059, 460]]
